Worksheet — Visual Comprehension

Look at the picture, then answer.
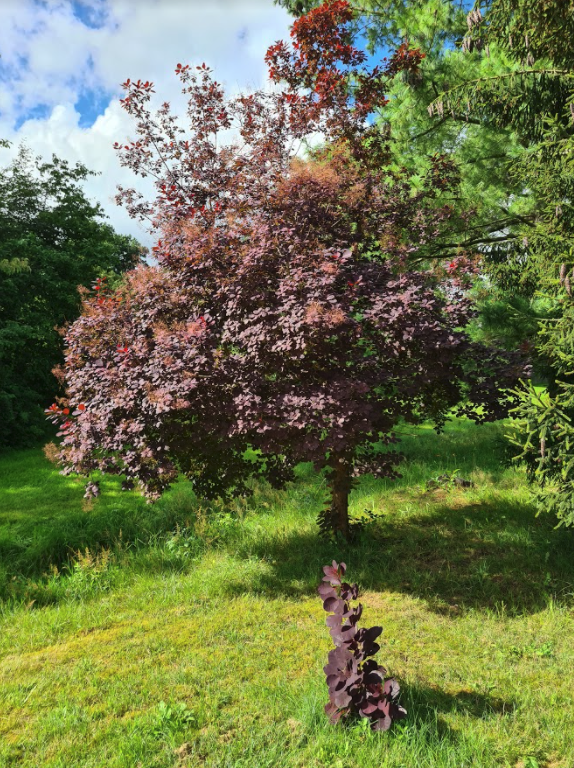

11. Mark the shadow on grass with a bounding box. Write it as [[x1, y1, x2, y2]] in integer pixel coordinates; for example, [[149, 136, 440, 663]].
[[386, 681, 517, 761], [225, 497, 574, 616], [2, 422, 574, 615], [302, 679, 515, 755], [0, 450, 200, 601], [405, 679, 516, 724]]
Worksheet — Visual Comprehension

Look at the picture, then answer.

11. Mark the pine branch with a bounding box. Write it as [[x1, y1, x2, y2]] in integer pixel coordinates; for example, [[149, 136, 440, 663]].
[[429, 68, 574, 112], [462, 153, 509, 165], [431, 233, 519, 252]]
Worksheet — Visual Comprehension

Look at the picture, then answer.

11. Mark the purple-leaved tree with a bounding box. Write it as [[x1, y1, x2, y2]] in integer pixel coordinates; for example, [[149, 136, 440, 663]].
[[47, 1, 526, 538]]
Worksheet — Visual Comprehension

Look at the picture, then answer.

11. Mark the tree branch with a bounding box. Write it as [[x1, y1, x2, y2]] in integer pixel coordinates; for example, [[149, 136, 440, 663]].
[[428, 233, 520, 253]]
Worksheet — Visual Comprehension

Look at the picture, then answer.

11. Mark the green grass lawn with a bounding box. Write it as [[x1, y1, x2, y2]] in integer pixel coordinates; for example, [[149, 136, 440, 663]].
[[1, 420, 573, 768]]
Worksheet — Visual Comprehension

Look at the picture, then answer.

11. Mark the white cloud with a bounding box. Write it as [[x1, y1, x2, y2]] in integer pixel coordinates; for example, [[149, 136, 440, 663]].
[[0, 0, 293, 250]]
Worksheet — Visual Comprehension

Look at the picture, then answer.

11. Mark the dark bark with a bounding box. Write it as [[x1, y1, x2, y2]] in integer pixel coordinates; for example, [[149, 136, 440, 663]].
[[328, 456, 353, 540]]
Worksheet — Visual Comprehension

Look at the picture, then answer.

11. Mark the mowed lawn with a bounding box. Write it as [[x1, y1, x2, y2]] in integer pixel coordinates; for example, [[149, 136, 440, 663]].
[[1, 420, 574, 768]]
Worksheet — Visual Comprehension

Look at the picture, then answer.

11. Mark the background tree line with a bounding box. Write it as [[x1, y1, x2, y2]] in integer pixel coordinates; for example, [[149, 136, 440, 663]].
[[0, 143, 145, 449]]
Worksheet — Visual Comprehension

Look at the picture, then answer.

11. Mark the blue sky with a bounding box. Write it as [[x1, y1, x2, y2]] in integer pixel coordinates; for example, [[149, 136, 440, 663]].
[[0, 0, 293, 250]]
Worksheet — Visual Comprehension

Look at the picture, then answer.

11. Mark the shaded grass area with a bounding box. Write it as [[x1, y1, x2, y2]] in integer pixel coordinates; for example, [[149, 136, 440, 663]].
[[0, 449, 205, 602], [1, 419, 574, 767]]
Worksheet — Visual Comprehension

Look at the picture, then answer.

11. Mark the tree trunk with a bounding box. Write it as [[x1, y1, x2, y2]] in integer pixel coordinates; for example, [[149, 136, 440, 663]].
[[328, 456, 352, 540]]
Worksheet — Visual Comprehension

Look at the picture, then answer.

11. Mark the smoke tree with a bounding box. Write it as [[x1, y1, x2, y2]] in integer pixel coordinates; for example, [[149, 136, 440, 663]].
[[319, 561, 406, 730], [49, 0, 525, 538]]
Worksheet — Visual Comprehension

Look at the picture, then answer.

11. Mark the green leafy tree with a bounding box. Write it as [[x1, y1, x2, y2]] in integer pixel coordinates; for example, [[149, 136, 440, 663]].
[[0, 144, 146, 448]]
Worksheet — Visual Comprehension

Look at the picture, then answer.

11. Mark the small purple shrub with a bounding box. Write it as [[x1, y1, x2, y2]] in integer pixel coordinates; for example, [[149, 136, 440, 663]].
[[319, 561, 406, 731]]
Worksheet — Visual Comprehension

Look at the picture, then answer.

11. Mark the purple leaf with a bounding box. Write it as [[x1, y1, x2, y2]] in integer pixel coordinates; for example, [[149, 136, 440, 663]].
[[372, 714, 392, 732], [317, 563, 406, 730], [318, 583, 337, 600], [322, 596, 341, 613], [362, 626, 382, 645], [384, 679, 400, 700]]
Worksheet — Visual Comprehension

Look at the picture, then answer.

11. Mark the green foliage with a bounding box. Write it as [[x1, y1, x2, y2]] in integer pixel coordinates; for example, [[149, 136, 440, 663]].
[[484, 0, 574, 70], [425, 0, 574, 289], [0, 144, 145, 449], [470, 291, 562, 388], [277, 1, 530, 259], [430, 0, 574, 526], [510, 294, 574, 527], [0, 256, 30, 275], [377, 5, 535, 266], [152, 700, 197, 739]]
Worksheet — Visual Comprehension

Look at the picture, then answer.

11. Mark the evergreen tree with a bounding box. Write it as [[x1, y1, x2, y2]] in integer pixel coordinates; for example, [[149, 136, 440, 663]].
[[510, 293, 574, 528], [275, 1, 531, 261], [429, 0, 574, 292], [437, 0, 574, 527]]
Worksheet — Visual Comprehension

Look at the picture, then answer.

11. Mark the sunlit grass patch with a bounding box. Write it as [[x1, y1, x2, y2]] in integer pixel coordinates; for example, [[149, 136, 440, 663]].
[[1, 419, 574, 767]]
